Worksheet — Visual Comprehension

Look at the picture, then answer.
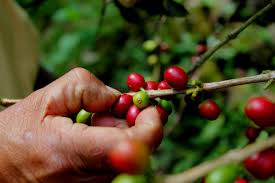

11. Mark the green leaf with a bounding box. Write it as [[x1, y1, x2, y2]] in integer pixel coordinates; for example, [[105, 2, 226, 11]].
[[163, 0, 188, 17]]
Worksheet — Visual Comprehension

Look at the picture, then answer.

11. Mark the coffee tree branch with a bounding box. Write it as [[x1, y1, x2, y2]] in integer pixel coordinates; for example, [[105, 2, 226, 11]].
[[132, 71, 275, 98], [162, 0, 274, 144], [162, 134, 275, 183], [158, 71, 274, 137], [1, 71, 274, 107], [187, 2, 274, 75]]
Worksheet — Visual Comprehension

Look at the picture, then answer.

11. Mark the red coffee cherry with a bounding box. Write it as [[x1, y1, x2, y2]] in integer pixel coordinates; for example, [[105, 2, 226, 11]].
[[126, 105, 141, 127], [244, 148, 275, 180], [245, 96, 275, 128], [156, 105, 168, 124], [112, 94, 133, 118], [245, 127, 260, 142], [164, 66, 188, 90], [145, 81, 158, 90], [158, 81, 173, 100], [158, 80, 171, 90], [127, 73, 145, 92], [198, 99, 221, 120], [234, 178, 249, 183], [196, 44, 207, 55], [108, 139, 150, 174]]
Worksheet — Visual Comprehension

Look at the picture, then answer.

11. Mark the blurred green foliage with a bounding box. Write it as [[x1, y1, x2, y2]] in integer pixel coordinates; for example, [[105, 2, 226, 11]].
[[17, 0, 275, 182]]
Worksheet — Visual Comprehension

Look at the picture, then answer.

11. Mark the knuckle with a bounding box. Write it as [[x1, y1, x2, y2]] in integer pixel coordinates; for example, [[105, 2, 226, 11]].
[[71, 67, 93, 81]]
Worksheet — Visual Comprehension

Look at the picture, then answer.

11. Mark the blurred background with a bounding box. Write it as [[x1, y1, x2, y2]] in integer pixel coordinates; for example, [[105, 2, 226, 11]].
[[7, 0, 275, 182]]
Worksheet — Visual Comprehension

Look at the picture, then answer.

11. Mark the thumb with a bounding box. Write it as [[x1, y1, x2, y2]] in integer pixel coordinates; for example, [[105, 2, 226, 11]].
[[43, 68, 121, 116], [126, 106, 163, 150]]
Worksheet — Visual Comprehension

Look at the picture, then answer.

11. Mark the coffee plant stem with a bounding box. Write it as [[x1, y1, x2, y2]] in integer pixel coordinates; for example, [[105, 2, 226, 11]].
[[162, 134, 275, 183], [1, 71, 274, 107], [129, 71, 275, 98], [202, 70, 275, 91], [187, 2, 274, 75]]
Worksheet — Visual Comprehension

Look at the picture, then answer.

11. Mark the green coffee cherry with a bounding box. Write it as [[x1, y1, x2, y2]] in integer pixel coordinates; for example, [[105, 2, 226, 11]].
[[133, 91, 150, 109], [112, 174, 146, 183], [143, 40, 158, 52], [76, 109, 91, 123], [158, 99, 172, 114], [256, 130, 269, 142], [147, 54, 159, 65], [206, 164, 240, 183]]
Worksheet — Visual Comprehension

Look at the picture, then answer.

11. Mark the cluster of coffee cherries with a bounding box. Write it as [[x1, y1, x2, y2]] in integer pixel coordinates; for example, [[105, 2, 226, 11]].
[[75, 65, 189, 176], [76, 67, 275, 182], [116, 65, 188, 126], [108, 65, 189, 175], [76, 66, 189, 126]]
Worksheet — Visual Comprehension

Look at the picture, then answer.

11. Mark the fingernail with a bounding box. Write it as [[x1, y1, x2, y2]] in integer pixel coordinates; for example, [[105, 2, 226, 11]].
[[106, 86, 121, 96]]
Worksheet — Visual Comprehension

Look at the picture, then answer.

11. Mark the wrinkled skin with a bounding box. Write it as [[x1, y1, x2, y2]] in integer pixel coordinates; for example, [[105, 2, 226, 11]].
[[0, 68, 163, 183]]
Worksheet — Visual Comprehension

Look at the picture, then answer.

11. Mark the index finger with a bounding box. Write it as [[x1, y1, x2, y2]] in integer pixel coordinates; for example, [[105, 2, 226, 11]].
[[42, 68, 121, 116]]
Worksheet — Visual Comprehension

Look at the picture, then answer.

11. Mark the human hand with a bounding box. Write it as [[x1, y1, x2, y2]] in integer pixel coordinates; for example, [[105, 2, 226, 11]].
[[0, 68, 163, 183]]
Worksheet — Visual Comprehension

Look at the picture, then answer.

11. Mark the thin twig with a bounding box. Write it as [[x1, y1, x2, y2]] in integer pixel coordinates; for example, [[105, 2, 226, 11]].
[[202, 71, 275, 91], [162, 134, 275, 183], [165, 1, 274, 141], [128, 71, 274, 98], [1, 71, 274, 107], [187, 2, 274, 75], [163, 71, 275, 141]]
